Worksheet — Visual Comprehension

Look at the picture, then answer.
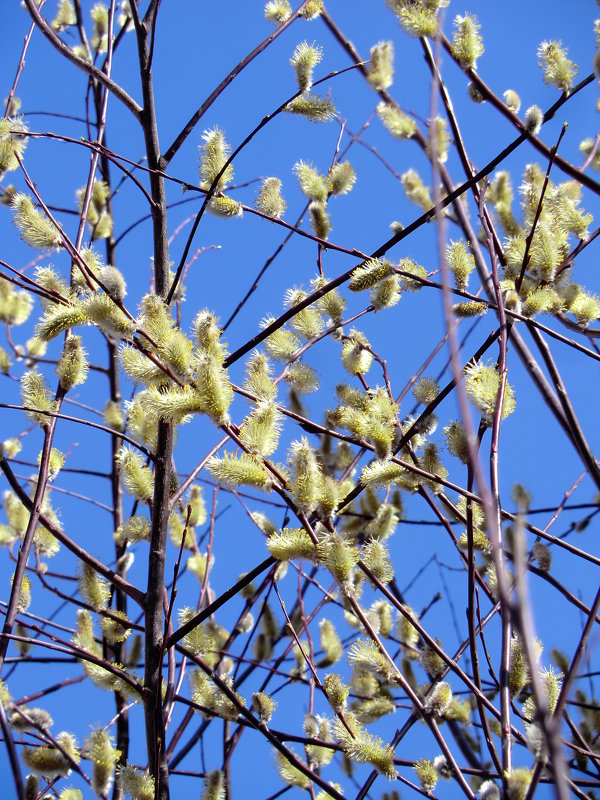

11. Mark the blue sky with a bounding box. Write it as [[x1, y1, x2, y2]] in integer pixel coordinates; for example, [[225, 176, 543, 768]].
[[0, 1, 599, 798]]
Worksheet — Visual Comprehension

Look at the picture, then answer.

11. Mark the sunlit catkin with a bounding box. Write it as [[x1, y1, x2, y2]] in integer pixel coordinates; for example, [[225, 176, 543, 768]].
[[288, 437, 323, 513], [84, 728, 121, 797], [56, 335, 89, 391]]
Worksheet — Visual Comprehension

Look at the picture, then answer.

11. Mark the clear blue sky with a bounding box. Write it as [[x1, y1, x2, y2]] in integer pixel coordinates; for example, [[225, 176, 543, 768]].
[[0, 1, 599, 798]]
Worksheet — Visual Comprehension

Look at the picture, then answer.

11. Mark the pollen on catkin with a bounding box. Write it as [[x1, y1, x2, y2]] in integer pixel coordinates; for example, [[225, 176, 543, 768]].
[[308, 200, 332, 239], [0, 116, 28, 175], [299, 0, 323, 20], [252, 691, 277, 723], [56, 335, 89, 391], [538, 40, 577, 92], [274, 749, 312, 789], [290, 41, 323, 93], [287, 437, 323, 513], [116, 446, 154, 502], [266, 528, 317, 561], [255, 177, 286, 218], [84, 728, 121, 797], [202, 770, 225, 800], [401, 169, 433, 211], [12, 194, 63, 251], [414, 758, 439, 793], [284, 287, 325, 339], [0, 277, 33, 326], [377, 102, 416, 139], [208, 196, 242, 218], [264, 0, 291, 23], [386, 0, 447, 38], [198, 127, 234, 191], [286, 93, 335, 124], [446, 240, 476, 290], [367, 41, 394, 90], [327, 160, 356, 196], [349, 259, 393, 292], [118, 763, 155, 800], [341, 329, 372, 375], [426, 116, 450, 164], [333, 712, 396, 778], [20, 368, 58, 427], [207, 452, 271, 490], [318, 532, 359, 588], [464, 361, 515, 425], [293, 161, 328, 202], [450, 14, 484, 69], [324, 673, 349, 712], [424, 681, 453, 718]]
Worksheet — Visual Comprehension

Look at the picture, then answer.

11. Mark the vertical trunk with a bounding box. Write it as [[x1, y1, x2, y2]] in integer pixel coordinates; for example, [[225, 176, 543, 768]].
[[132, 14, 173, 800], [144, 421, 173, 799]]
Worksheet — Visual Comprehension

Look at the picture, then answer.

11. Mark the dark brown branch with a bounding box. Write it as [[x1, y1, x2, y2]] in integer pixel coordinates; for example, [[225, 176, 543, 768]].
[[22, 0, 142, 120]]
